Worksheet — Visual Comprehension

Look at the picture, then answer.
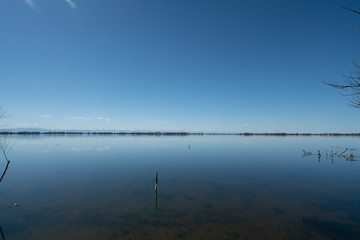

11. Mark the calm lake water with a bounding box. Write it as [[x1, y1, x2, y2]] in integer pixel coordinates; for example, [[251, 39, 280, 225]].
[[0, 135, 359, 240]]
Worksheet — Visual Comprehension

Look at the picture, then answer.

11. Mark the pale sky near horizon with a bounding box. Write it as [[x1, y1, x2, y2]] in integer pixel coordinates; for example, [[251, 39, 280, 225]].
[[1, 0, 360, 132]]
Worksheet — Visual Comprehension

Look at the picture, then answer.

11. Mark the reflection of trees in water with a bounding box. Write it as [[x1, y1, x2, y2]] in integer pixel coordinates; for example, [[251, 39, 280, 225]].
[[0, 137, 11, 240], [0, 146, 9, 240], [302, 147, 358, 166], [0, 226, 4, 240], [0, 138, 10, 183], [0, 106, 10, 183]]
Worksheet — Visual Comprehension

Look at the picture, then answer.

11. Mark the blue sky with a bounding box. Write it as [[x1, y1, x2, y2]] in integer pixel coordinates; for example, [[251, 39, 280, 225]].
[[1, 0, 360, 132]]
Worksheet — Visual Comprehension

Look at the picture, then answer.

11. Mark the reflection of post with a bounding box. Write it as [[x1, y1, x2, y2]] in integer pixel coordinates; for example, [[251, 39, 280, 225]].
[[0, 226, 4, 240], [155, 192, 158, 211], [155, 172, 158, 211]]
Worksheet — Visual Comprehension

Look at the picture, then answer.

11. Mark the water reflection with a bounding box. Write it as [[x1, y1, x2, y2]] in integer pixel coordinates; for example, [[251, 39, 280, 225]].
[[0, 139, 10, 240], [0, 226, 4, 240], [0, 160, 10, 183], [0, 138, 11, 183], [1, 135, 360, 239]]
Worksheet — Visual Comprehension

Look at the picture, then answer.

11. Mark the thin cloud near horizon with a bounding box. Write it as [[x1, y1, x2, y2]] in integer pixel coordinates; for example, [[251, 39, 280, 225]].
[[68, 116, 111, 122]]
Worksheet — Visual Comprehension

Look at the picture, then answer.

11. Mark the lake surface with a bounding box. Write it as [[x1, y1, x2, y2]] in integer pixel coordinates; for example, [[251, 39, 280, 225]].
[[0, 135, 359, 240]]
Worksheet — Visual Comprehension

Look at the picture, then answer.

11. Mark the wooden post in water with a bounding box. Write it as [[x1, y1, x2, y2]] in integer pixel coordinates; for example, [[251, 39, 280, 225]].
[[155, 172, 158, 194], [155, 172, 158, 211]]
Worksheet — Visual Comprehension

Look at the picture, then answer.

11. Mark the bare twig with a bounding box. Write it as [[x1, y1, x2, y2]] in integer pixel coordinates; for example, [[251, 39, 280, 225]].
[[0, 105, 5, 120], [340, 148, 349, 156], [302, 150, 312, 157], [341, 5, 360, 15], [0, 105, 6, 129], [323, 60, 360, 107]]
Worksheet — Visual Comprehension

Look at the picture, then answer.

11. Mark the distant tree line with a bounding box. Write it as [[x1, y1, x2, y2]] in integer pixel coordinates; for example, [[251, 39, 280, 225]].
[[0, 131, 360, 136]]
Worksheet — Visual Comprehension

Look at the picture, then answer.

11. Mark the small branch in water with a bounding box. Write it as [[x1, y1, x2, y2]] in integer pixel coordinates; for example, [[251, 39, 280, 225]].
[[302, 150, 312, 157], [340, 148, 349, 156], [323, 146, 358, 164], [326, 149, 328, 159]]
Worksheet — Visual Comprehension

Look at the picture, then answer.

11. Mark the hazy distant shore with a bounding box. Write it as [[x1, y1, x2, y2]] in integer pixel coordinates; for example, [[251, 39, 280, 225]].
[[1, 131, 360, 136]]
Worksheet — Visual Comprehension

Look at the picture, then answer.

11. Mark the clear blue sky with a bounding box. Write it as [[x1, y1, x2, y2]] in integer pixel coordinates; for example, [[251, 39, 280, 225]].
[[1, 0, 360, 132]]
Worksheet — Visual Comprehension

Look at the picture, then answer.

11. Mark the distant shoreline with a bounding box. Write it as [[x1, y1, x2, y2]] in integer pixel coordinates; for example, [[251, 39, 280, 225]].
[[1, 131, 360, 136]]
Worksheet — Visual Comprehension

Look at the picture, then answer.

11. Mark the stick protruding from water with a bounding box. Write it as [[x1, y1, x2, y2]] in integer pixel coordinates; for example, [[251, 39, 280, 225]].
[[155, 172, 158, 211], [155, 172, 158, 193]]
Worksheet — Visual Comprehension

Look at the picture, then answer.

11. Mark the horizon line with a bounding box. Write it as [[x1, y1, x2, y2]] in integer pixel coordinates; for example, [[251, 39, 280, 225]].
[[1, 131, 360, 136]]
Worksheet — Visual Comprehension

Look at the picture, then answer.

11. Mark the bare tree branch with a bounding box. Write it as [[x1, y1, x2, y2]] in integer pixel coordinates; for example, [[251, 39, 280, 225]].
[[0, 106, 10, 184], [0, 106, 10, 239], [324, 6, 360, 107], [324, 62, 360, 108], [341, 5, 360, 15], [0, 105, 5, 122]]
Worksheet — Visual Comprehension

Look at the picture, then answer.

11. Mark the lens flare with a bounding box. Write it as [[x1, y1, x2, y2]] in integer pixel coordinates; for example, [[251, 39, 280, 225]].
[[65, 0, 77, 10], [24, 0, 36, 10]]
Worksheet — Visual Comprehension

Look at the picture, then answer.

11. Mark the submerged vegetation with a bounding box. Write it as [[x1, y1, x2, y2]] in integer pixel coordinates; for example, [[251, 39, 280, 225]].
[[302, 146, 358, 166]]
